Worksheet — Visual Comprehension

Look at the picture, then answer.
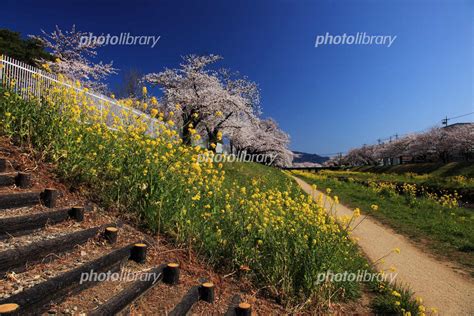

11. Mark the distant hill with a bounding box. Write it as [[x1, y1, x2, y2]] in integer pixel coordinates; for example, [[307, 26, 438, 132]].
[[292, 151, 329, 167]]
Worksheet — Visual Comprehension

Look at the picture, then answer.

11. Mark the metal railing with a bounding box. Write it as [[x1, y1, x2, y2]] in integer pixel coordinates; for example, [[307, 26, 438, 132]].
[[0, 55, 159, 135]]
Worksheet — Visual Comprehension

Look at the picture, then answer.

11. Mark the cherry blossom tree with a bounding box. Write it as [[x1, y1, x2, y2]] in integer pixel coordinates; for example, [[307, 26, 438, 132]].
[[434, 125, 474, 161], [322, 156, 342, 167], [342, 145, 379, 166], [376, 135, 415, 163], [144, 55, 262, 151], [230, 118, 293, 167], [144, 54, 225, 145], [446, 124, 474, 160], [201, 70, 261, 148], [30, 25, 117, 92]]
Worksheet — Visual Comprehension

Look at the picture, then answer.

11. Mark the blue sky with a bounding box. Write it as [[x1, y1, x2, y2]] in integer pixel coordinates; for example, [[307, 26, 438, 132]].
[[1, 0, 473, 155]]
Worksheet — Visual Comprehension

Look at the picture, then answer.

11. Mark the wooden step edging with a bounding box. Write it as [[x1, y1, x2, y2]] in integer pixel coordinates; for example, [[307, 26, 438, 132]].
[[88, 264, 168, 316], [0, 223, 119, 275], [0, 192, 40, 210], [0, 242, 139, 315], [0, 188, 58, 210], [0, 207, 85, 238], [224, 295, 252, 316], [0, 158, 6, 173], [0, 172, 32, 189], [0, 303, 19, 315], [168, 280, 215, 316], [0, 173, 16, 188], [14, 173, 31, 189]]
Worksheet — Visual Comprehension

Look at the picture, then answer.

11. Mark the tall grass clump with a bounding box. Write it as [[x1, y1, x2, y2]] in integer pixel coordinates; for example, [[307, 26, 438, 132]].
[[0, 82, 368, 308]]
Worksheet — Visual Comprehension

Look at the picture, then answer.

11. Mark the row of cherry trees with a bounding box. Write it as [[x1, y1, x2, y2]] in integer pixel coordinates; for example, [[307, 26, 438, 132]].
[[32, 26, 293, 166], [327, 124, 473, 166]]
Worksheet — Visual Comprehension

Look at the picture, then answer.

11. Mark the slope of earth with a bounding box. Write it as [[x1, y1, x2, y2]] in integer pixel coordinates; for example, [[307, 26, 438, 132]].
[[0, 138, 373, 315]]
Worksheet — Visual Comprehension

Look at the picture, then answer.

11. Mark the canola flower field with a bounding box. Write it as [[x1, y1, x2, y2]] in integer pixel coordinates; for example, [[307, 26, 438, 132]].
[[293, 170, 474, 273], [315, 169, 474, 192], [351, 163, 474, 189], [306, 170, 465, 208], [0, 81, 373, 308]]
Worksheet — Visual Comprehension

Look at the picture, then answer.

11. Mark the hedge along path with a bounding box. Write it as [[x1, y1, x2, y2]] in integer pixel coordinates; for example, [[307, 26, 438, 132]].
[[292, 176, 474, 316]]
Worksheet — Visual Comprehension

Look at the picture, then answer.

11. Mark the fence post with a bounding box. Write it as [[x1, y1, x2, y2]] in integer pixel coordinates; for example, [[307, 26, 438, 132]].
[[0, 55, 3, 84]]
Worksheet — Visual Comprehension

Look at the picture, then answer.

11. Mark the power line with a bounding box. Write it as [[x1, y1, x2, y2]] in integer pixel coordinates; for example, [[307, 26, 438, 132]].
[[443, 111, 474, 126], [448, 111, 474, 120], [379, 111, 473, 143]]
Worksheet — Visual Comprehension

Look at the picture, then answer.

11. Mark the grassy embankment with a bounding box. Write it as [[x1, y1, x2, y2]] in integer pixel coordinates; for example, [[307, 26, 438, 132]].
[[294, 170, 474, 274], [353, 161, 474, 177]]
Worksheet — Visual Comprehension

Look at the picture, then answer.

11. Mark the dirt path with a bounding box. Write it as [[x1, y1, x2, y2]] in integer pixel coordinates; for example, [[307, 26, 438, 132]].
[[293, 176, 474, 316]]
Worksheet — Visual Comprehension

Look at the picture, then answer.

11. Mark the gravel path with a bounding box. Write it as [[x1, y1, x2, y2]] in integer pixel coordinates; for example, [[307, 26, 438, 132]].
[[293, 175, 474, 316]]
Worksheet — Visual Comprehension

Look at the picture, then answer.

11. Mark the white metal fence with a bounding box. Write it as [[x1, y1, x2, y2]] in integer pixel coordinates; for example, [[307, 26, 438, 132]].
[[0, 55, 159, 135]]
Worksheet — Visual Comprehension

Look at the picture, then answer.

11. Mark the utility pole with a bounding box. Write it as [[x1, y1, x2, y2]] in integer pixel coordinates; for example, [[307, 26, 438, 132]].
[[395, 133, 398, 140], [442, 116, 449, 127]]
